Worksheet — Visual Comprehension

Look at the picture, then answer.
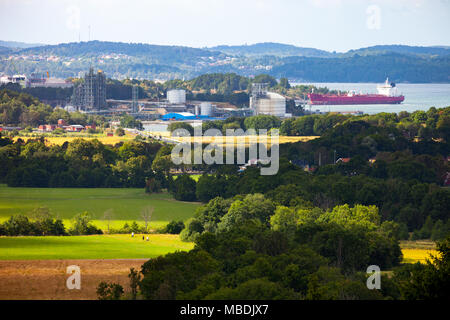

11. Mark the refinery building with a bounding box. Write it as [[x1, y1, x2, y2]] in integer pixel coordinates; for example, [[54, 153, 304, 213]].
[[250, 83, 287, 117]]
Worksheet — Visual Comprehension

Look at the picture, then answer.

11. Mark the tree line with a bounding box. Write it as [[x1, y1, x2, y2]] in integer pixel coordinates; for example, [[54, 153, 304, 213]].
[[99, 192, 450, 300], [0, 89, 107, 127], [0, 208, 102, 236]]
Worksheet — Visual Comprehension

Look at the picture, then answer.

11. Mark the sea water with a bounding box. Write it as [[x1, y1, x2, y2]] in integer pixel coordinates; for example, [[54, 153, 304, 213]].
[[292, 82, 450, 115]]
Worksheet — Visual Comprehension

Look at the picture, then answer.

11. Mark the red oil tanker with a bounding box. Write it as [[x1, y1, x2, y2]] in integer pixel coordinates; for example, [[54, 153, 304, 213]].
[[308, 79, 405, 105]]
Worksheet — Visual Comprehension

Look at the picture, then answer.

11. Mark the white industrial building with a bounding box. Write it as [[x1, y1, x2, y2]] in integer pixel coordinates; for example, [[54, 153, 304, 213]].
[[200, 102, 213, 116], [29, 78, 73, 88], [167, 89, 186, 104], [0, 75, 73, 89], [250, 84, 286, 117], [0, 75, 27, 87]]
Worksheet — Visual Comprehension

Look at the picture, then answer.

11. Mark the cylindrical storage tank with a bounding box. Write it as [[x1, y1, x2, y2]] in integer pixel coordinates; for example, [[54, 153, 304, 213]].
[[200, 102, 212, 116], [255, 92, 286, 117], [167, 89, 186, 104]]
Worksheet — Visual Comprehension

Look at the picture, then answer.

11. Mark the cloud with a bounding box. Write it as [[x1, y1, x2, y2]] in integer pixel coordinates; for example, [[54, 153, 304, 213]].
[[308, 0, 427, 8], [309, 0, 344, 8]]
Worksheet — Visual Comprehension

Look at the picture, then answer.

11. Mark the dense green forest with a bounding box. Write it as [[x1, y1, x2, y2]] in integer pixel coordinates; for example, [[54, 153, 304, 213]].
[[117, 216, 450, 300], [132, 190, 449, 300]]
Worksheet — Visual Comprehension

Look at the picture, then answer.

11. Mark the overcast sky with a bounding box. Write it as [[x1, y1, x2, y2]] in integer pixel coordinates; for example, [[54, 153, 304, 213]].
[[1, 0, 449, 52]]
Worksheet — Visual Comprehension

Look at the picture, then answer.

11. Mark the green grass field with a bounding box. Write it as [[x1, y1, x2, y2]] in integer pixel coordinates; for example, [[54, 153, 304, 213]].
[[0, 234, 193, 260], [0, 185, 200, 230], [173, 174, 202, 182]]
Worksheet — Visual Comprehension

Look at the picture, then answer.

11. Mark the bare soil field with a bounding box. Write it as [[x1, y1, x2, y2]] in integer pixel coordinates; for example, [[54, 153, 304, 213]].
[[0, 259, 147, 300]]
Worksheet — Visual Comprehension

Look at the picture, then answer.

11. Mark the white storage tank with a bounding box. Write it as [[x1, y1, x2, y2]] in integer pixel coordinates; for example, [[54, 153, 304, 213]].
[[253, 92, 286, 117], [167, 89, 186, 104], [200, 102, 213, 116]]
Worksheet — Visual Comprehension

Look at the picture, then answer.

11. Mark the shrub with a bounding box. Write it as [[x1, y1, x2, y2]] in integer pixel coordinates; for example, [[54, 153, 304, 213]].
[[145, 178, 162, 194], [180, 218, 204, 242], [97, 282, 124, 300], [115, 128, 125, 136], [69, 212, 103, 235], [164, 220, 185, 234], [171, 175, 197, 201], [0, 212, 67, 236]]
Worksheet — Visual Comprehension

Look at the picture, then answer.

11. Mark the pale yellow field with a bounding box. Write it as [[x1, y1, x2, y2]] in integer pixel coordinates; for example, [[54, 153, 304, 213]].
[[401, 248, 439, 264], [15, 131, 318, 147], [14, 134, 136, 146], [145, 130, 171, 137], [164, 135, 319, 146], [400, 240, 439, 264]]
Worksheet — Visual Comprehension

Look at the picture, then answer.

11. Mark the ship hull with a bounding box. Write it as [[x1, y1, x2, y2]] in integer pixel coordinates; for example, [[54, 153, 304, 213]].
[[308, 93, 405, 105]]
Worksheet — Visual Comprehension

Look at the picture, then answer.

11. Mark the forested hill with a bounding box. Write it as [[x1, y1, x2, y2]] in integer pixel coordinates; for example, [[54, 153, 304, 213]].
[[0, 40, 44, 49], [18, 41, 223, 63], [209, 43, 450, 58], [2, 40, 450, 82], [272, 53, 450, 83], [342, 45, 450, 58], [209, 42, 334, 58]]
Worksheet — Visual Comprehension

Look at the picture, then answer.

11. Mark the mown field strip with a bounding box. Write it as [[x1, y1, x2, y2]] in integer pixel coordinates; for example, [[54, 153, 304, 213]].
[[0, 186, 200, 230], [0, 234, 193, 260]]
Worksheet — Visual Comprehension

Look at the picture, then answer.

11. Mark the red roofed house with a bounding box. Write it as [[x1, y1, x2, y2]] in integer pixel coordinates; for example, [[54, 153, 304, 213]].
[[64, 125, 84, 132], [336, 157, 351, 164], [38, 124, 56, 132]]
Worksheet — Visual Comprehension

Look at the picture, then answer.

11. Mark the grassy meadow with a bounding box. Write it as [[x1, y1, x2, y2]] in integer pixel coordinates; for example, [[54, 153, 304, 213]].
[[0, 185, 200, 230], [0, 234, 193, 260]]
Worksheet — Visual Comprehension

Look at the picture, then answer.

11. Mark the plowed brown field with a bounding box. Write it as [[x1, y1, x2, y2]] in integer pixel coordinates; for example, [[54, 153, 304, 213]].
[[0, 259, 147, 300]]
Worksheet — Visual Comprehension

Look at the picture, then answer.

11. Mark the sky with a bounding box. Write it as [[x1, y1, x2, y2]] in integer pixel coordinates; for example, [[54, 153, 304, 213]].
[[0, 0, 449, 52]]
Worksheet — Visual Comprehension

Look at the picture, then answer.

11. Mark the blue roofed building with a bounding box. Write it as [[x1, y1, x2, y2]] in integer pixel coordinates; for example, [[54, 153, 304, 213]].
[[162, 112, 197, 120], [161, 112, 224, 121]]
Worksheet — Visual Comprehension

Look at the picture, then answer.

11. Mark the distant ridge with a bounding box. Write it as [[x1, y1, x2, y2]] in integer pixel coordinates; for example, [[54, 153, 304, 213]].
[[1, 40, 449, 82], [342, 45, 450, 57], [209, 42, 334, 58], [0, 46, 12, 54], [19, 40, 221, 57], [0, 40, 44, 49]]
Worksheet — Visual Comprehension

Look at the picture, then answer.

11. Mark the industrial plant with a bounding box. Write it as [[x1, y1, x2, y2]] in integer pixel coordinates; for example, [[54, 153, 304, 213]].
[[71, 67, 107, 111], [1, 67, 291, 131]]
